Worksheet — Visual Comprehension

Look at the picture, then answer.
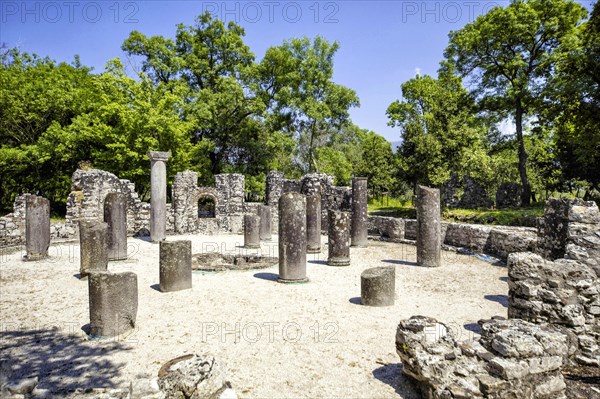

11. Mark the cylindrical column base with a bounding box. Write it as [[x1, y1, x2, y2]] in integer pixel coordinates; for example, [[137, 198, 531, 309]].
[[306, 194, 322, 254], [328, 210, 351, 266], [88, 271, 138, 337], [278, 192, 307, 283], [159, 240, 192, 292], [244, 214, 261, 249], [258, 205, 272, 241], [361, 266, 395, 306], [79, 221, 109, 278]]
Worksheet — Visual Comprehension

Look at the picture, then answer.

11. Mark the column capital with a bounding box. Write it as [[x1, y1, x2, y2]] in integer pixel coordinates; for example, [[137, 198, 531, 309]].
[[147, 151, 171, 162]]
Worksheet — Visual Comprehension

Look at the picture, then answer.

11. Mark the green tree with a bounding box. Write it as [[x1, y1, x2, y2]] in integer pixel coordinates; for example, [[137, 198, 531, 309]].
[[354, 131, 396, 198], [386, 68, 488, 189], [259, 36, 359, 172], [445, 0, 587, 204], [543, 1, 600, 193], [123, 12, 265, 180]]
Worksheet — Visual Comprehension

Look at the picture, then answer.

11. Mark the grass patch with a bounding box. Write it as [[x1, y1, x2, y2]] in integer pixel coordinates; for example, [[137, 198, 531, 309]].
[[368, 199, 544, 227]]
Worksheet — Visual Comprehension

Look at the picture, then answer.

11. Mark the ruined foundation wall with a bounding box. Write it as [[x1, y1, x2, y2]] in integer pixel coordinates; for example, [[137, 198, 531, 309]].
[[507, 199, 600, 366], [367, 215, 537, 260]]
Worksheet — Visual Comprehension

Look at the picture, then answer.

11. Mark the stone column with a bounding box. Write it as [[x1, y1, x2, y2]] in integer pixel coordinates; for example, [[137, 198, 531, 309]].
[[306, 194, 321, 253], [104, 192, 128, 260], [148, 151, 171, 242], [278, 192, 308, 283], [416, 185, 441, 267], [328, 210, 351, 266], [24, 195, 50, 261], [244, 214, 261, 249], [258, 205, 272, 241], [79, 221, 109, 278], [361, 266, 395, 306], [351, 177, 368, 247], [88, 271, 138, 337], [159, 240, 192, 292]]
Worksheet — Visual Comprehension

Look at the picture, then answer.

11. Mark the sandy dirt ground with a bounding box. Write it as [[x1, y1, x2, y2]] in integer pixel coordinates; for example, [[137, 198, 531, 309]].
[[0, 234, 508, 398]]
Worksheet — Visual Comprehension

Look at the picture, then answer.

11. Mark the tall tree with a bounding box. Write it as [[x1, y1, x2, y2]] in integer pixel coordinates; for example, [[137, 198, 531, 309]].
[[544, 1, 600, 193], [259, 36, 359, 172], [387, 67, 488, 189], [122, 12, 265, 179], [445, 0, 587, 204]]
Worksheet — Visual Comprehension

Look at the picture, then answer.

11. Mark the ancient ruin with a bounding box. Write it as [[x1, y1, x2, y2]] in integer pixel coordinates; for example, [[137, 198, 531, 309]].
[[159, 240, 192, 292], [88, 271, 138, 337], [148, 151, 171, 242], [278, 192, 308, 283], [416, 185, 441, 267], [327, 210, 351, 266], [103, 192, 128, 260], [361, 266, 395, 306], [306, 194, 322, 253], [23, 195, 50, 261], [78, 220, 108, 277], [351, 177, 368, 247]]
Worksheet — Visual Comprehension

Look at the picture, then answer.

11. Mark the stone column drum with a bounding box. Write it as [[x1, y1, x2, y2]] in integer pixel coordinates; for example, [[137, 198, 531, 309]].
[[88, 271, 138, 337], [104, 192, 128, 260], [24, 195, 50, 261], [159, 240, 192, 292], [361, 266, 395, 306], [416, 185, 441, 267], [79, 221, 109, 278], [328, 210, 351, 266], [244, 214, 261, 249], [148, 151, 171, 242], [306, 194, 322, 253], [278, 192, 308, 283], [258, 205, 272, 241], [351, 177, 368, 247]]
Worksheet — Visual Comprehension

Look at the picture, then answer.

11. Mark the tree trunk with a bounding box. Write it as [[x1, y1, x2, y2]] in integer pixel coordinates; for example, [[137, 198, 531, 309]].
[[307, 121, 317, 173], [515, 99, 531, 205]]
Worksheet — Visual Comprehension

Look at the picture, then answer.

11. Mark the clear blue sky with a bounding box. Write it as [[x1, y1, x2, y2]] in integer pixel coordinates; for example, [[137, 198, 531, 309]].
[[1, 0, 593, 142]]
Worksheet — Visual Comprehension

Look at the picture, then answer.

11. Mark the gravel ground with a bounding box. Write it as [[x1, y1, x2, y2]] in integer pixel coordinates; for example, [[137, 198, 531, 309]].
[[0, 234, 508, 398]]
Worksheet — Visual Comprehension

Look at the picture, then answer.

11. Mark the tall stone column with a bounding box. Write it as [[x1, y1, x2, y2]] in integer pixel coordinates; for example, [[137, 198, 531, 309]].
[[258, 205, 272, 241], [24, 195, 50, 261], [306, 194, 322, 253], [148, 151, 171, 242], [328, 210, 351, 266], [416, 185, 441, 267], [351, 177, 368, 247], [104, 192, 128, 260], [278, 192, 308, 283]]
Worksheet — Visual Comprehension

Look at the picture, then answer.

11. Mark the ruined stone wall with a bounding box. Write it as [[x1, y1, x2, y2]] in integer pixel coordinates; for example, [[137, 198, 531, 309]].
[[0, 194, 76, 247], [367, 215, 537, 260], [507, 199, 600, 366], [396, 316, 572, 399], [66, 169, 150, 236], [265, 172, 351, 232]]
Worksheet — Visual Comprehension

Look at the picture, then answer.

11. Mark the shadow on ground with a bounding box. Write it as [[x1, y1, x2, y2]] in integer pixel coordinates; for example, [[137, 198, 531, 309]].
[[0, 328, 130, 394], [381, 260, 419, 267], [372, 363, 420, 398], [484, 294, 509, 308], [253, 272, 279, 282]]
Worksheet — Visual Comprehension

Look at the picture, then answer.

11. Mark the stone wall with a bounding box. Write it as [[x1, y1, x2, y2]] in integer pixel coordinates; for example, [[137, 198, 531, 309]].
[[265, 172, 351, 232], [0, 194, 76, 247], [367, 215, 537, 260], [66, 169, 150, 236], [396, 316, 571, 399], [507, 198, 600, 367]]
